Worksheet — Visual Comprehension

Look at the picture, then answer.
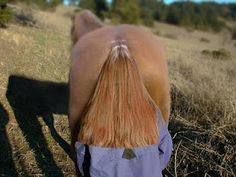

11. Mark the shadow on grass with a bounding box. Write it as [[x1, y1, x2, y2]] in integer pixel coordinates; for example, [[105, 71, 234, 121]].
[[6, 75, 71, 177], [0, 103, 18, 177]]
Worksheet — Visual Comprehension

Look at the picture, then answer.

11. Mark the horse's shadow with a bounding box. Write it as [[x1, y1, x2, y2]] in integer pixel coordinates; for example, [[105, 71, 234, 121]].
[[6, 75, 70, 176], [0, 102, 18, 177]]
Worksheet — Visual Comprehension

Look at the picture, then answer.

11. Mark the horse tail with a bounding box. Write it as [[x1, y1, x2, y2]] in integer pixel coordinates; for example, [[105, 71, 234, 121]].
[[78, 40, 158, 148]]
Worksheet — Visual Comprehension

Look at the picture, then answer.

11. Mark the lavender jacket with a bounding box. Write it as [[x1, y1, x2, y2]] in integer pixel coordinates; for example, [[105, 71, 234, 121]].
[[75, 108, 173, 177]]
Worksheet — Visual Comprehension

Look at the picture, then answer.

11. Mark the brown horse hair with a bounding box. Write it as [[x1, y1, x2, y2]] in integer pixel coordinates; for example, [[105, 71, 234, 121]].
[[71, 10, 103, 45], [78, 40, 159, 148]]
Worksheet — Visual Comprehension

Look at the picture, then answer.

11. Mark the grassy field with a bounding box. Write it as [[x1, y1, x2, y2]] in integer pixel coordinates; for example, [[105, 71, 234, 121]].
[[0, 4, 235, 177]]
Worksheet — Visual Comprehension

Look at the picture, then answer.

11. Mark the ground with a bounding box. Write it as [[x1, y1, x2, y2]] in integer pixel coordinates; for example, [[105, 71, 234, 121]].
[[0, 4, 235, 177]]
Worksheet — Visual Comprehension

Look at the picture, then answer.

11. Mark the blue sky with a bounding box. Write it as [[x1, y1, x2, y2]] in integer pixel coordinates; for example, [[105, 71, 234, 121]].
[[64, 0, 236, 5]]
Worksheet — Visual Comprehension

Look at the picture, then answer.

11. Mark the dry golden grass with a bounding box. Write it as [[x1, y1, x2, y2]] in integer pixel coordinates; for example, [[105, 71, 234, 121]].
[[0, 7, 73, 175], [0, 4, 235, 177], [153, 22, 236, 177]]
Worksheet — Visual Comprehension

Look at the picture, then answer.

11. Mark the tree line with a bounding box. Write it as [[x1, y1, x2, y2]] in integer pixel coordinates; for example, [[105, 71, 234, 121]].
[[1, 0, 236, 32], [77, 0, 236, 32]]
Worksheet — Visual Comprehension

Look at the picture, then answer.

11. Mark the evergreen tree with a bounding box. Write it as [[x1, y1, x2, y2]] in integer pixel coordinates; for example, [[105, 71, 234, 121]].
[[139, 0, 157, 15], [139, 0, 156, 26], [111, 0, 140, 24], [154, 0, 166, 21], [165, 1, 225, 31], [79, 0, 108, 18], [79, 0, 96, 13], [140, 7, 153, 26], [95, 0, 108, 18]]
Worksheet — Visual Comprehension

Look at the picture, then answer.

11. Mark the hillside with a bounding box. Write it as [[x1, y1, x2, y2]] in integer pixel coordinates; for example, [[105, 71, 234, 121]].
[[0, 4, 235, 177]]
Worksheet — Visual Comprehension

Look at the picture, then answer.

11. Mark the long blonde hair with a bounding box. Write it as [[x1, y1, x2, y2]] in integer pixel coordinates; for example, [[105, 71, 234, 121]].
[[78, 40, 158, 148]]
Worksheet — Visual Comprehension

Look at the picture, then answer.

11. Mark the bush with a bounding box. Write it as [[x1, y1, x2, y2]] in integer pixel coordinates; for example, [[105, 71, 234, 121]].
[[48, 0, 61, 8], [199, 37, 210, 43], [14, 9, 36, 27], [201, 49, 211, 56], [212, 49, 231, 60], [9, 0, 61, 10], [0, 0, 13, 27], [202, 48, 231, 60]]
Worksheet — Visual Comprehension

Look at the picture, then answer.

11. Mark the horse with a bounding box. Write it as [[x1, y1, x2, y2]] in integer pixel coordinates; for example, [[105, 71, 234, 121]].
[[69, 10, 170, 175]]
